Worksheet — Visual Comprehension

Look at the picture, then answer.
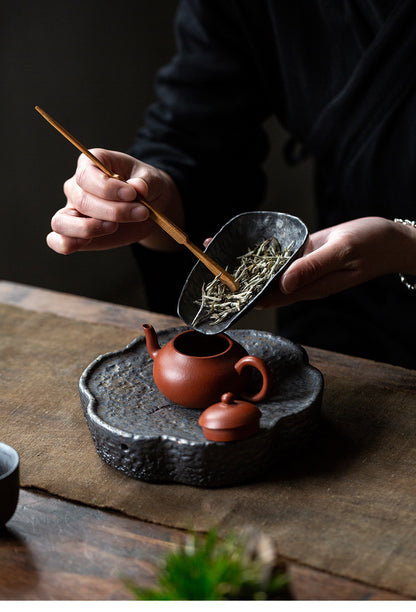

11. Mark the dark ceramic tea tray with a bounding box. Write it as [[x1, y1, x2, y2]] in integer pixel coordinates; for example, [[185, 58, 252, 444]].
[[79, 327, 323, 488]]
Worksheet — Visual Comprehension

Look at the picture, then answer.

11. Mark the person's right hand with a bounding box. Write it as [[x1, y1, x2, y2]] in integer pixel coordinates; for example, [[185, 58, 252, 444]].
[[47, 149, 184, 254]]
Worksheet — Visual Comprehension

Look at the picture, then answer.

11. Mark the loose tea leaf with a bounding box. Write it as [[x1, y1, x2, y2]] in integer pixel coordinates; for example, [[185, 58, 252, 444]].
[[192, 237, 292, 326]]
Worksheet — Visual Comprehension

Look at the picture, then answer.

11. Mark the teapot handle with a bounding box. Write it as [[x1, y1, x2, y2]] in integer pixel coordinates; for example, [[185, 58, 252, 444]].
[[234, 355, 271, 402]]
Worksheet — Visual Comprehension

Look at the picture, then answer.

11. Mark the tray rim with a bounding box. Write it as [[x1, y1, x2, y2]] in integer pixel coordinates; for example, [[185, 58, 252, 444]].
[[79, 327, 324, 486], [79, 326, 323, 446]]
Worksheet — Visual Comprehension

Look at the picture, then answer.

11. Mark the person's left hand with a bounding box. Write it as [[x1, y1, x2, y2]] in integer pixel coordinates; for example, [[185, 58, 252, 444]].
[[256, 216, 416, 308]]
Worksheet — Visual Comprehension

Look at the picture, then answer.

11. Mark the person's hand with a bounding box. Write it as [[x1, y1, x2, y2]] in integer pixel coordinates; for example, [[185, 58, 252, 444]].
[[256, 216, 416, 308], [47, 149, 184, 254]]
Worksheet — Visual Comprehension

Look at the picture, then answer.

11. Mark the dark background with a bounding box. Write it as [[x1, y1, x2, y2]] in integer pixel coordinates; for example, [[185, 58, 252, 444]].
[[1, 0, 315, 330]]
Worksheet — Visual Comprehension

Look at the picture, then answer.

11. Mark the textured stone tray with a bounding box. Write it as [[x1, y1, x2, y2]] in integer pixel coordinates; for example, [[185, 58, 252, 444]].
[[79, 328, 323, 488]]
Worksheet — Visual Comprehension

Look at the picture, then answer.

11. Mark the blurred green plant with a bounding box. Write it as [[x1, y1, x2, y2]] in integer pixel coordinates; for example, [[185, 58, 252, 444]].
[[126, 528, 292, 601]]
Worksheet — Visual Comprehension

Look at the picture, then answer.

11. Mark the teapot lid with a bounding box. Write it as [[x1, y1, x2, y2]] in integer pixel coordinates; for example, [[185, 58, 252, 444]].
[[199, 393, 261, 442]]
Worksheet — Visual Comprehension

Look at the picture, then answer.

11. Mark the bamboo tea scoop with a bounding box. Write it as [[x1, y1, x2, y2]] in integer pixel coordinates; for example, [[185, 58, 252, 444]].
[[35, 106, 239, 292]]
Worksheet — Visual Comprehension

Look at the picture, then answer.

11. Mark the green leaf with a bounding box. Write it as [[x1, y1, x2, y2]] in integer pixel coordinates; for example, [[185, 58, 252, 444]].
[[125, 528, 291, 601]]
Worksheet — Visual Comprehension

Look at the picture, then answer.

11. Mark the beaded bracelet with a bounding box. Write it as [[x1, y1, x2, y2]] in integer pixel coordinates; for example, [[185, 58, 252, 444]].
[[394, 218, 416, 291]]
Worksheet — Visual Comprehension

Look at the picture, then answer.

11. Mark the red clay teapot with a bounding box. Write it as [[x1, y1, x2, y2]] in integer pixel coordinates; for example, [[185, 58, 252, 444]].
[[143, 324, 271, 409]]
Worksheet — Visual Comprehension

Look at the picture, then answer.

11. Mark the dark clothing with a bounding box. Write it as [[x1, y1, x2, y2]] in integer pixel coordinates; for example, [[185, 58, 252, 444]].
[[130, 0, 416, 369]]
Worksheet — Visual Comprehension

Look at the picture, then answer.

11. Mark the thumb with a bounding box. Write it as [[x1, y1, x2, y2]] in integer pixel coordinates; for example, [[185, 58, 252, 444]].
[[280, 242, 340, 294], [127, 177, 150, 201]]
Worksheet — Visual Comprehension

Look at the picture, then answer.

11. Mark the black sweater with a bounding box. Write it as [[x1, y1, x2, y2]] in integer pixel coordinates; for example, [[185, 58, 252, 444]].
[[130, 0, 416, 368]]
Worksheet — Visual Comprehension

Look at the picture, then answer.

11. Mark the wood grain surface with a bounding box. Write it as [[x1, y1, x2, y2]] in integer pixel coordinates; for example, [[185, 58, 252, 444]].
[[0, 281, 412, 601], [1, 489, 406, 601]]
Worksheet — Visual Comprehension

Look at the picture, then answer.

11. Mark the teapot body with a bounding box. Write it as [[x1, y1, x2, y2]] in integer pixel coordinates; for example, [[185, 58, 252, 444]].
[[142, 324, 271, 409], [153, 329, 249, 409]]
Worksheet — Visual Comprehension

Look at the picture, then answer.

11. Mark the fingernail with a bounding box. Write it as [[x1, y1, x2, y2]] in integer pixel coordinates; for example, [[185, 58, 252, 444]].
[[118, 186, 135, 201], [102, 221, 117, 232], [128, 177, 149, 197], [281, 273, 293, 294], [131, 205, 149, 221]]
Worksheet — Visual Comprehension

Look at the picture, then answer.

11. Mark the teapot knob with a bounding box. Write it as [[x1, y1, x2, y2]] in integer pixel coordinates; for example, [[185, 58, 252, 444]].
[[198, 392, 261, 442], [221, 392, 235, 405]]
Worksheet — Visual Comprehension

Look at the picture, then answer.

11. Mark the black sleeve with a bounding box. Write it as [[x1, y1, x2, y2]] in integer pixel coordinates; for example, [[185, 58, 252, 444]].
[[128, 0, 282, 314], [128, 0, 275, 244]]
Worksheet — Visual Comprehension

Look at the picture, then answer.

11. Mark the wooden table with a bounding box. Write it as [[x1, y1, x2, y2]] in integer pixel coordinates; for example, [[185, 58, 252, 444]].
[[0, 281, 411, 601]]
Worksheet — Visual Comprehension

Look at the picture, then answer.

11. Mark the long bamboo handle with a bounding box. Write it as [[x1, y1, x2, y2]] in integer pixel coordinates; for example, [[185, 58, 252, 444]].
[[35, 106, 238, 292]]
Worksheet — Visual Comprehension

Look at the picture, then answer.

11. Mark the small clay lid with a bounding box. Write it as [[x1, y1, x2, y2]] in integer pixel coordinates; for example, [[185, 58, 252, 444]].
[[198, 392, 261, 442]]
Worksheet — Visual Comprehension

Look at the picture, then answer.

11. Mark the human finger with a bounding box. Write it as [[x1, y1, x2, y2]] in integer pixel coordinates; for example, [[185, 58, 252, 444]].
[[127, 166, 173, 206], [65, 181, 149, 224], [256, 265, 359, 308], [74, 149, 138, 202], [74, 150, 165, 204], [47, 218, 154, 254], [280, 238, 346, 295], [51, 207, 119, 239], [46, 231, 92, 255], [70, 221, 155, 250]]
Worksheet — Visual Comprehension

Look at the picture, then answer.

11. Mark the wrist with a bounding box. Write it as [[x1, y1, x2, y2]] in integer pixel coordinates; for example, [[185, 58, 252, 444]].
[[393, 218, 416, 275], [393, 218, 416, 290]]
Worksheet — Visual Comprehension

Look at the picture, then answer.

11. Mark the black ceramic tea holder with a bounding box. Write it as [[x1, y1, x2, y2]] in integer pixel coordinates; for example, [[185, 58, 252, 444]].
[[177, 211, 308, 335], [79, 327, 323, 488]]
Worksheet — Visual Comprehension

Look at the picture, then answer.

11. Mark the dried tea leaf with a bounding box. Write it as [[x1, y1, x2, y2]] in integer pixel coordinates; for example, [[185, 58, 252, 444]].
[[192, 237, 292, 327]]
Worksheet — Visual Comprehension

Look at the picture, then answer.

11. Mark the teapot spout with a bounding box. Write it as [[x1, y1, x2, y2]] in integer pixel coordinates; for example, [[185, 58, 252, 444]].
[[142, 324, 160, 360]]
